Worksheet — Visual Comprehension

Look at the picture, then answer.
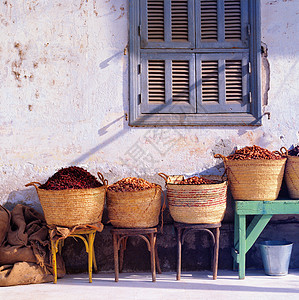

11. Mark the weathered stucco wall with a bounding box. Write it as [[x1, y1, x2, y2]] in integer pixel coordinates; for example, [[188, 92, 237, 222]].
[[1, 0, 298, 211], [0, 0, 299, 273]]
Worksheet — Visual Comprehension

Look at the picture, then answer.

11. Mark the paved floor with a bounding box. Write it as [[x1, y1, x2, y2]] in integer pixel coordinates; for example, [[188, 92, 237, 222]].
[[1, 270, 299, 300]]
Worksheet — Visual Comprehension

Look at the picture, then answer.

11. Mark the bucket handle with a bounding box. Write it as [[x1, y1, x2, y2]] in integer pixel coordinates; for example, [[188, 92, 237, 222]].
[[97, 172, 108, 186], [25, 182, 41, 191], [158, 172, 169, 183]]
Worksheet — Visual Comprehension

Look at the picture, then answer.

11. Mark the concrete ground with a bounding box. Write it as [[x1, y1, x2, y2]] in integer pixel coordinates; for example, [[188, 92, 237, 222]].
[[1, 270, 299, 300]]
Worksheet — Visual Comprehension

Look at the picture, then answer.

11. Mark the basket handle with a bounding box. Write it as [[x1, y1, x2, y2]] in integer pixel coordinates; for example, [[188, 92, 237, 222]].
[[214, 154, 228, 162], [25, 182, 41, 191], [158, 172, 169, 183], [97, 172, 108, 186], [280, 146, 288, 156]]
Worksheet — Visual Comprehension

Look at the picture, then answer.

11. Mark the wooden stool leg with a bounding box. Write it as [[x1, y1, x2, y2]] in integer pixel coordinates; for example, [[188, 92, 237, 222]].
[[88, 232, 96, 283], [176, 228, 182, 280], [155, 243, 162, 274], [50, 239, 58, 284], [92, 244, 98, 272], [149, 232, 156, 282], [113, 233, 119, 282], [213, 227, 220, 280], [119, 237, 127, 273]]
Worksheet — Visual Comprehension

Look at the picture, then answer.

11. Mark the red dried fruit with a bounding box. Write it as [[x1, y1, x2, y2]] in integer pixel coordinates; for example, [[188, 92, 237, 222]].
[[226, 145, 283, 160], [39, 166, 102, 190]]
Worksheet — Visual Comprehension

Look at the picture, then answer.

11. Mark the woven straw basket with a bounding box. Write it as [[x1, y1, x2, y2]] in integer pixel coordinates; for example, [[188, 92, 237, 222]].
[[25, 172, 107, 227], [215, 154, 286, 201], [159, 173, 227, 224], [281, 147, 299, 199], [106, 185, 162, 228]]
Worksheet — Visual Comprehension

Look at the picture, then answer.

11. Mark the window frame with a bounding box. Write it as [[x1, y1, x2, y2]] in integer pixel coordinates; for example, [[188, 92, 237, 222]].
[[129, 0, 262, 126]]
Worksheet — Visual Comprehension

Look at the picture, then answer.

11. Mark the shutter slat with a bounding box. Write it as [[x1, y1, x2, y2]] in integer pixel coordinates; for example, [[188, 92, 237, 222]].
[[202, 60, 219, 102], [171, 0, 189, 41], [225, 0, 241, 40], [201, 0, 218, 41], [148, 60, 165, 102], [172, 60, 189, 102], [148, 0, 164, 41], [225, 60, 242, 101]]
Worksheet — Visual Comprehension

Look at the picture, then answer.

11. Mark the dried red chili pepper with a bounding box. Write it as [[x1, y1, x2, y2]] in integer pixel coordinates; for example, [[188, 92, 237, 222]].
[[40, 166, 102, 190]]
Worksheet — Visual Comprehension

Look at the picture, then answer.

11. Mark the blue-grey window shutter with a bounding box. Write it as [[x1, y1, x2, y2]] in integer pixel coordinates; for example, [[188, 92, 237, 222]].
[[129, 0, 261, 126], [140, 53, 196, 113], [196, 52, 250, 113], [141, 0, 195, 49], [196, 0, 249, 49]]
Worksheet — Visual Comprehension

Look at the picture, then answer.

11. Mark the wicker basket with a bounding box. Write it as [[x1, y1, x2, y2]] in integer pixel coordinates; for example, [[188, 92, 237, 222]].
[[26, 172, 107, 227], [106, 185, 162, 228], [215, 154, 286, 201], [282, 147, 299, 199], [159, 173, 227, 224]]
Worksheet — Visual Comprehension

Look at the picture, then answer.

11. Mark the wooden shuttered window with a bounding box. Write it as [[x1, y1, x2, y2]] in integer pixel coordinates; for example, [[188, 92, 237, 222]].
[[140, 53, 196, 113], [130, 0, 261, 125], [141, 0, 195, 48]]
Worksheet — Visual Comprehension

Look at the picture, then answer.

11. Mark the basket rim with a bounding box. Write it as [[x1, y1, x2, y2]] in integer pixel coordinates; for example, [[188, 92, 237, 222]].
[[225, 157, 287, 163], [37, 185, 106, 193], [166, 180, 227, 187], [107, 184, 161, 194]]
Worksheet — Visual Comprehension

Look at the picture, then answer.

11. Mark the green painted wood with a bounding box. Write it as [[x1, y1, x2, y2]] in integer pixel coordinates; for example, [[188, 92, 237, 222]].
[[233, 209, 239, 270], [233, 215, 271, 252], [238, 215, 246, 279], [245, 215, 272, 252], [233, 199, 299, 279], [235, 200, 299, 215]]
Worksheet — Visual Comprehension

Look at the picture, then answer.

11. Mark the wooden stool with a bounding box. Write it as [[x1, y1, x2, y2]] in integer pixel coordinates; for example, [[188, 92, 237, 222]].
[[49, 228, 97, 283], [111, 227, 162, 282], [174, 222, 221, 280]]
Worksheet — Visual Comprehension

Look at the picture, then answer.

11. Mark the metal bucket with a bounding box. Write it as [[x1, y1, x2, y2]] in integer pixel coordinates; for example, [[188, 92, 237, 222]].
[[259, 240, 293, 276]]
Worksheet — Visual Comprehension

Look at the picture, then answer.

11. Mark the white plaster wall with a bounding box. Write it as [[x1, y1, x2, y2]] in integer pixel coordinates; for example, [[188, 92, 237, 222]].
[[0, 0, 298, 210]]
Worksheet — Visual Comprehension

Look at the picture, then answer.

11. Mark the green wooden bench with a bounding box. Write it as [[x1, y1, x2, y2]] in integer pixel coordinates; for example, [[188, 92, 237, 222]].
[[232, 199, 299, 279]]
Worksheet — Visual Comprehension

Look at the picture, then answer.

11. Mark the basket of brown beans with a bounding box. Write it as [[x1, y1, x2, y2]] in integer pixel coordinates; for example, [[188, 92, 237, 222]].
[[158, 173, 227, 224], [106, 177, 162, 228], [281, 146, 299, 199], [215, 145, 286, 201], [25, 166, 108, 227]]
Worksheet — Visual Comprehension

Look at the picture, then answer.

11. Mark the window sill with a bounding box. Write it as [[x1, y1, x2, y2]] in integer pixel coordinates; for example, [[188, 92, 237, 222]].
[[129, 113, 262, 127]]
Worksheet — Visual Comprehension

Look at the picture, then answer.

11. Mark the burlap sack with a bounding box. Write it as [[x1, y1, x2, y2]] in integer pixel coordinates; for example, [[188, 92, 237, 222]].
[[0, 204, 65, 286], [0, 206, 10, 246], [0, 263, 53, 287]]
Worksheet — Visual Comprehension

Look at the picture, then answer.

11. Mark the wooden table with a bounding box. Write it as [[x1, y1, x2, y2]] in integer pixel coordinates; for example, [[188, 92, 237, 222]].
[[232, 199, 299, 279]]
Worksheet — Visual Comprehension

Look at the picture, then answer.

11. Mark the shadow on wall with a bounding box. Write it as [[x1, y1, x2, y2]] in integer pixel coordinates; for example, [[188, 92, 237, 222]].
[[99, 51, 123, 69], [69, 116, 129, 165], [4, 188, 43, 214]]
